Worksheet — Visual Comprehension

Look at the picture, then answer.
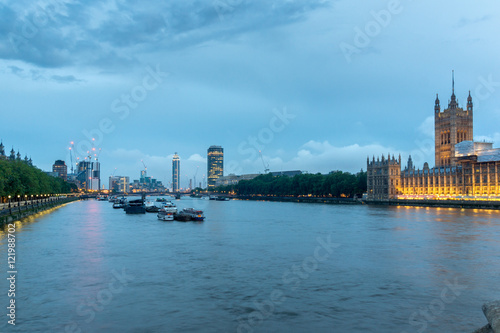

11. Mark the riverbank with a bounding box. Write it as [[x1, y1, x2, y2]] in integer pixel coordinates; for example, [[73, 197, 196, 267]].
[[235, 195, 362, 205], [473, 301, 500, 333], [234, 195, 500, 210], [0, 196, 79, 226], [367, 198, 500, 210]]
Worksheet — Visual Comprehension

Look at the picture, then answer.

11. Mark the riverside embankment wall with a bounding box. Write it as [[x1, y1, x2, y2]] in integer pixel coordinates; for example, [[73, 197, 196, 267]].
[[0, 196, 79, 226]]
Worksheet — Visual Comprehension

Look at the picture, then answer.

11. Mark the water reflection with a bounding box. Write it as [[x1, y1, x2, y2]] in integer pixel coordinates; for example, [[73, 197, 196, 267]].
[[0, 200, 499, 332]]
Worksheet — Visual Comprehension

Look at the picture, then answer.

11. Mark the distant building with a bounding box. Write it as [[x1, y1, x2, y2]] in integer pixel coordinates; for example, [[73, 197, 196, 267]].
[[367, 74, 500, 200], [130, 177, 165, 192], [76, 161, 100, 191], [52, 160, 68, 181], [172, 152, 180, 192], [207, 146, 223, 189], [270, 170, 302, 177], [109, 176, 118, 192], [214, 171, 303, 187], [215, 173, 260, 187], [109, 176, 130, 193], [140, 170, 147, 183], [0, 141, 5, 160]]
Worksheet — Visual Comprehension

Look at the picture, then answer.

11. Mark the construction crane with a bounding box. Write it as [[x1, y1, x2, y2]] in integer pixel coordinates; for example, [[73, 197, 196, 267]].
[[141, 160, 147, 171], [94, 148, 102, 161], [259, 150, 270, 174]]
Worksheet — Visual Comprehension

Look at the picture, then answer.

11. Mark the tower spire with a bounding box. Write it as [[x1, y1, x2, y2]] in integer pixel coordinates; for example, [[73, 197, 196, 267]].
[[452, 70, 454, 95], [450, 70, 456, 105]]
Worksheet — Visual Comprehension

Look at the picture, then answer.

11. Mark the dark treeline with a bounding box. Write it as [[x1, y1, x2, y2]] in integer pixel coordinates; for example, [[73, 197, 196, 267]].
[[214, 171, 367, 197], [0, 159, 77, 198]]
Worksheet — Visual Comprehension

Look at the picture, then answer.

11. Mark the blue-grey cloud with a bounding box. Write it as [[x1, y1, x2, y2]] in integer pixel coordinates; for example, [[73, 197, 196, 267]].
[[6, 64, 83, 82], [50, 74, 84, 83], [0, 0, 331, 69], [456, 15, 491, 28]]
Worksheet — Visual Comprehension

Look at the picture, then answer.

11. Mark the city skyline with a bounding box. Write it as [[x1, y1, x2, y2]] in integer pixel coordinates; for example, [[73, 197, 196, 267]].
[[1, 1, 500, 185]]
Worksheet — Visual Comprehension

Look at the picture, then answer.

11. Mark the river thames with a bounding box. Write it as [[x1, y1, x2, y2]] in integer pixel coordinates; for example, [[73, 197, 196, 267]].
[[1, 198, 500, 332]]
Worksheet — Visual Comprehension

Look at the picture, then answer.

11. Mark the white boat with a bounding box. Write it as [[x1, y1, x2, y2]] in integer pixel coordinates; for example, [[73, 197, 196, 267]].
[[157, 202, 177, 221]]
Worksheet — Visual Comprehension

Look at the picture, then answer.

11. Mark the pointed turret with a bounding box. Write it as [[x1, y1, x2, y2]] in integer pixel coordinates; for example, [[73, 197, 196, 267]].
[[9, 148, 15, 160], [435, 94, 440, 113], [16, 151, 21, 161], [0, 141, 4, 157], [467, 90, 473, 112], [407, 155, 413, 170]]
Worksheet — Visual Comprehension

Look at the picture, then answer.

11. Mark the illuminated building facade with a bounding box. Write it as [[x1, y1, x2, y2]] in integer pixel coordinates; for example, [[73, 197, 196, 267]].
[[76, 161, 100, 191], [367, 75, 500, 200], [109, 176, 130, 193], [207, 146, 223, 189], [52, 160, 68, 181], [172, 153, 180, 192], [434, 71, 473, 167]]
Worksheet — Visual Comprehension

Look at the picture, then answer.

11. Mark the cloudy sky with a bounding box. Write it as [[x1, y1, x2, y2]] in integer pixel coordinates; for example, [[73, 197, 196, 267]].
[[1, 0, 500, 189]]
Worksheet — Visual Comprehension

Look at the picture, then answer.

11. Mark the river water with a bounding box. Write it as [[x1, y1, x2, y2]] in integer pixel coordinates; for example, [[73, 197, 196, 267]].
[[1, 198, 500, 333]]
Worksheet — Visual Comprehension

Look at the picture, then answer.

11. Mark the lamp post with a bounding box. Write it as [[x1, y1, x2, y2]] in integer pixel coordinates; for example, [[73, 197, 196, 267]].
[[8, 195, 11, 208]]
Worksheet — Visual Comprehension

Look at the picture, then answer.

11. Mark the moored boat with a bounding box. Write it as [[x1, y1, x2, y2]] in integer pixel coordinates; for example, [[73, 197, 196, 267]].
[[174, 211, 191, 222], [125, 197, 146, 214], [113, 198, 126, 209], [157, 202, 177, 221], [181, 208, 205, 221], [145, 198, 167, 213]]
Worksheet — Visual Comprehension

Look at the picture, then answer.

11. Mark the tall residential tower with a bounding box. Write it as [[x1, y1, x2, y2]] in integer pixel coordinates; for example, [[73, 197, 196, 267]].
[[207, 146, 223, 189], [172, 153, 180, 192]]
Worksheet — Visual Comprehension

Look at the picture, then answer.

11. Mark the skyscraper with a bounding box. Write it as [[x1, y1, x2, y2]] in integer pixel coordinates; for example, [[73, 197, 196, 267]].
[[76, 161, 100, 191], [172, 152, 180, 192], [52, 160, 68, 181], [207, 145, 223, 189]]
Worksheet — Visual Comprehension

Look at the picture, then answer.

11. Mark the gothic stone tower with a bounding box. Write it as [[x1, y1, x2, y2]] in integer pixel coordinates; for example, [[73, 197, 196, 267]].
[[434, 71, 473, 167]]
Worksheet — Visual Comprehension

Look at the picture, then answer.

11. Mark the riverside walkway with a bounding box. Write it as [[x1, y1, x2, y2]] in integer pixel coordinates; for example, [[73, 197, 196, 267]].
[[0, 195, 78, 225]]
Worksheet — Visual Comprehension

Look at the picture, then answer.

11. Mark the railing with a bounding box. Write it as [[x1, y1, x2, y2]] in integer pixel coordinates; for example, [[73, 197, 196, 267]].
[[0, 196, 75, 217]]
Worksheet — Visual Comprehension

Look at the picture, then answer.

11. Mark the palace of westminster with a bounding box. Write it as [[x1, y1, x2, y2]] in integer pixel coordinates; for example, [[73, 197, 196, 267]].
[[367, 74, 500, 200]]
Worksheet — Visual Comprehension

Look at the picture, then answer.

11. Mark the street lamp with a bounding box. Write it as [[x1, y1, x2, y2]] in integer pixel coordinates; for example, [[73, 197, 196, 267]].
[[8, 195, 11, 208]]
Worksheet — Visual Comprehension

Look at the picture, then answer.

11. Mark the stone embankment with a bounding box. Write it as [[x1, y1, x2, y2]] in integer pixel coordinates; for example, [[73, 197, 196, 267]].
[[366, 199, 500, 210], [235, 195, 362, 205], [473, 301, 500, 333], [0, 196, 79, 226]]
